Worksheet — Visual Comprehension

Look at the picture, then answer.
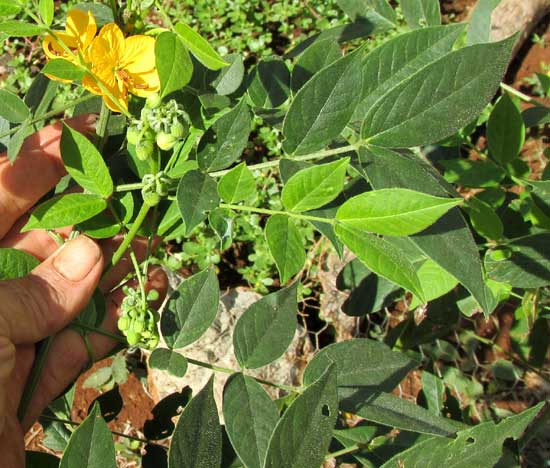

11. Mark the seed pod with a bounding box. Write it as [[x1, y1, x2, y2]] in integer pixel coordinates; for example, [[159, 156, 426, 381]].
[[133, 319, 145, 333], [126, 330, 140, 346], [117, 316, 130, 331], [126, 126, 141, 145], [146, 93, 162, 109], [156, 132, 177, 151], [136, 139, 155, 161]]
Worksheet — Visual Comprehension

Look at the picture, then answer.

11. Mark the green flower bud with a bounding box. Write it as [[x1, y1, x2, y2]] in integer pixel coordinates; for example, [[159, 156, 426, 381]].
[[142, 189, 161, 207], [117, 316, 130, 331], [136, 139, 154, 161], [156, 132, 177, 151], [127, 126, 141, 145], [146, 93, 162, 109], [133, 319, 145, 333]]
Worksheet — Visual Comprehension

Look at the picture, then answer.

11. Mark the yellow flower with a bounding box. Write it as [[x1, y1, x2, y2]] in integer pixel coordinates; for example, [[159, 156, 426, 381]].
[[43, 9, 97, 63], [83, 24, 160, 113]]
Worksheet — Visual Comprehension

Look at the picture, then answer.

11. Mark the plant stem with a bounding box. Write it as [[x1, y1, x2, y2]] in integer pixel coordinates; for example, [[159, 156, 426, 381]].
[[115, 182, 145, 192], [71, 322, 127, 344], [209, 144, 357, 178], [0, 94, 96, 140], [325, 444, 361, 460], [110, 203, 151, 268], [500, 83, 548, 108], [185, 357, 299, 393], [220, 203, 335, 225], [39, 414, 163, 447], [17, 336, 54, 422], [96, 102, 111, 152]]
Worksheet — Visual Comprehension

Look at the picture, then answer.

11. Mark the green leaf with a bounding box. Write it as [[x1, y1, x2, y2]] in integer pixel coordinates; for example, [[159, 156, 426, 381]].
[[380, 403, 544, 468], [61, 125, 113, 197], [7, 119, 32, 163], [465, 196, 504, 241], [72, 3, 114, 27], [25, 73, 58, 116], [158, 200, 183, 236], [177, 170, 220, 235], [303, 339, 419, 391], [339, 389, 462, 437], [361, 36, 515, 147], [264, 365, 338, 468], [265, 215, 306, 284], [0, 248, 39, 280], [440, 158, 506, 188], [467, 0, 502, 45], [0, 21, 45, 36], [196, 99, 251, 171], [0, 1, 21, 16], [409, 258, 459, 308], [60, 404, 116, 468], [39, 0, 54, 26], [156, 31, 193, 98], [357, 146, 495, 314], [282, 158, 349, 212], [233, 283, 297, 369], [78, 192, 133, 239], [335, 223, 426, 301], [401, 0, 441, 29], [149, 349, 188, 378], [174, 23, 227, 70], [82, 367, 112, 390], [352, 24, 465, 122], [161, 268, 219, 349], [208, 53, 244, 96], [283, 46, 365, 155], [485, 234, 550, 288], [22, 194, 107, 232], [43, 59, 85, 82], [336, 188, 461, 237], [487, 93, 525, 165], [0, 89, 30, 123], [291, 38, 341, 92], [421, 371, 445, 415], [247, 57, 291, 108], [223, 374, 279, 468], [336, 0, 397, 26], [169, 377, 221, 468], [217, 162, 256, 203]]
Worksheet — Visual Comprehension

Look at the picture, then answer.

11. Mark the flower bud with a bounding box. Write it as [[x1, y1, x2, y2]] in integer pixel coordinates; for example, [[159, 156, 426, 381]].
[[156, 132, 177, 151], [146, 93, 162, 109], [142, 189, 161, 207], [136, 139, 154, 161], [117, 316, 130, 331], [170, 120, 187, 139], [133, 319, 145, 333], [126, 330, 140, 346]]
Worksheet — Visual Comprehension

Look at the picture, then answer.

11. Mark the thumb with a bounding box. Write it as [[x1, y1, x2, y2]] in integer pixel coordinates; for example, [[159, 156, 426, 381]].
[[0, 236, 103, 344]]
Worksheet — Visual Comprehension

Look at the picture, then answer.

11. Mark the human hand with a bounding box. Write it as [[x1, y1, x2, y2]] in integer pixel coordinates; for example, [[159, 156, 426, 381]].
[[0, 117, 167, 467]]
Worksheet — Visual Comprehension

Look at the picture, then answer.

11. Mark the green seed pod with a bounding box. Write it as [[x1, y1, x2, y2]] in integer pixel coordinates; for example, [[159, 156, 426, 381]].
[[136, 139, 154, 161], [118, 316, 130, 331], [126, 330, 140, 346], [133, 319, 145, 333], [170, 120, 187, 139], [126, 126, 141, 145], [156, 132, 177, 151], [146, 92, 162, 109]]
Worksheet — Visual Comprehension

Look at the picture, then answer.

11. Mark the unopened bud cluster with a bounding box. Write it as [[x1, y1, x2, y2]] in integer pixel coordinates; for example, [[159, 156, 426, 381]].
[[141, 171, 172, 207], [127, 94, 190, 160], [117, 286, 160, 349]]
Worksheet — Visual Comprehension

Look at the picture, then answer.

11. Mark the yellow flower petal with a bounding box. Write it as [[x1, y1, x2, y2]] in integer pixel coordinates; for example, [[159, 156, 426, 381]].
[[66, 9, 97, 51], [43, 32, 77, 60], [122, 35, 156, 75], [126, 68, 160, 97]]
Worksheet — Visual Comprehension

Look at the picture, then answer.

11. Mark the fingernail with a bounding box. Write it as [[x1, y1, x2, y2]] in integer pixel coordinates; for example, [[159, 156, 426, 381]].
[[53, 236, 101, 281]]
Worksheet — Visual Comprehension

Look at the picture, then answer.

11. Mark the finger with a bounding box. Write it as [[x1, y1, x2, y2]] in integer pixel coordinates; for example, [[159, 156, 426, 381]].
[[21, 267, 168, 431], [0, 236, 103, 344], [0, 115, 96, 238]]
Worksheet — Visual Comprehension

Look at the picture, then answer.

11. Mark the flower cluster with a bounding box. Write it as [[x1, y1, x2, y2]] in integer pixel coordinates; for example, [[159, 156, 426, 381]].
[[117, 286, 160, 349], [127, 95, 190, 159], [43, 9, 160, 112]]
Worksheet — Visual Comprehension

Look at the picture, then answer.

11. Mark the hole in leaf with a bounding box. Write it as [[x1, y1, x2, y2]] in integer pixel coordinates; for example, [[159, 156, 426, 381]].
[[321, 404, 331, 417], [466, 436, 475, 444]]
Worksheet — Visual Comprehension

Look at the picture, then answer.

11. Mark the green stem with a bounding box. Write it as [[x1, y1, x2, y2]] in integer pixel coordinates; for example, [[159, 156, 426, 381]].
[[500, 83, 548, 108], [220, 203, 335, 225], [325, 444, 361, 460], [130, 250, 147, 305], [110, 203, 151, 268], [96, 102, 111, 152], [209, 144, 357, 178], [39, 414, 163, 447], [17, 336, 54, 422], [0, 94, 96, 141], [71, 322, 127, 344], [186, 357, 299, 393], [115, 182, 145, 192]]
